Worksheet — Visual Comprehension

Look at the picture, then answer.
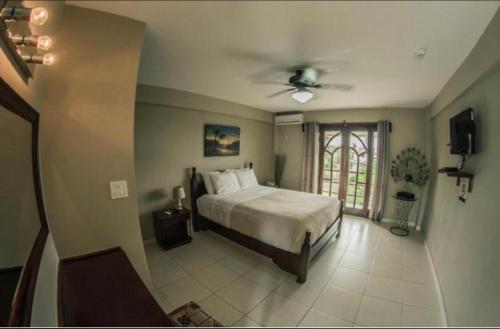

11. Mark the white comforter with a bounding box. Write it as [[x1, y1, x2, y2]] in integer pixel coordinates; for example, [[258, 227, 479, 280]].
[[197, 186, 341, 253]]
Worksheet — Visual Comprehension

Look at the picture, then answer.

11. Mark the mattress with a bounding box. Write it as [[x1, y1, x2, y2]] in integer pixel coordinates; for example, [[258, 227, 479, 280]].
[[197, 185, 341, 254]]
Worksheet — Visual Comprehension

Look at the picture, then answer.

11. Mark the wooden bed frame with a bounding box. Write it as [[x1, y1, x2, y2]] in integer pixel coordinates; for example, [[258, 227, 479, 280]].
[[189, 165, 344, 283]]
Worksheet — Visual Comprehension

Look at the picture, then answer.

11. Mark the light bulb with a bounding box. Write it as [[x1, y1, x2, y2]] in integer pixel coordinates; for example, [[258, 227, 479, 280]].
[[42, 53, 55, 66], [29, 7, 48, 26], [37, 35, 52, 50], [291, 90, 314, 104]]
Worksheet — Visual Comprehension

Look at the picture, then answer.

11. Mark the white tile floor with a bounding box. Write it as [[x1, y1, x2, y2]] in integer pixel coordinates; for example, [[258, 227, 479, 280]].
[[145, 215, 445, 327]]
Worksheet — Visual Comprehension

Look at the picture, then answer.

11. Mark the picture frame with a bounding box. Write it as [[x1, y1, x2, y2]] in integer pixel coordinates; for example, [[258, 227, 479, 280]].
[[458, 177, 470, 203], [204, 124, 240, 157]]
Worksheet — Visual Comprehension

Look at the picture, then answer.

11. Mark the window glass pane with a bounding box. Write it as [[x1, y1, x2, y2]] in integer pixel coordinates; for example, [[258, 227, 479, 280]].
[[322, 130, 343, 198], [331, 182, 340, 194], [347, 184, 356, 196], [356, 185, 365, 198], [332, 171, 340, 181], [358, 172, 367, 183], [347, 130, 369, 210], [346, 195, 355, 208]]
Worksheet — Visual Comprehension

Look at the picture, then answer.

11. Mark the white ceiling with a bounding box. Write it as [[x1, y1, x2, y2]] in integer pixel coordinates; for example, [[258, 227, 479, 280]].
[[69, 1, 499, 112]]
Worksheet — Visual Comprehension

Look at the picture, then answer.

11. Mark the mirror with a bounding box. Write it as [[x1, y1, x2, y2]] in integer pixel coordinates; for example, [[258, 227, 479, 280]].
[[0, 78, 48, 326], [0, 105, 40, 323]]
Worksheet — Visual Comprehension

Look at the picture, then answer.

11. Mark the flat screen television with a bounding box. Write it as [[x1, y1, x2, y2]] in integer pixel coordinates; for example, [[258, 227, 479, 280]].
[[450, 108, 475, 155]]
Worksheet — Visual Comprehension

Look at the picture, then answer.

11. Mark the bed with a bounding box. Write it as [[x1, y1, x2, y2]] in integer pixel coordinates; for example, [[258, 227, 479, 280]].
[[190, 166, 344, 283]]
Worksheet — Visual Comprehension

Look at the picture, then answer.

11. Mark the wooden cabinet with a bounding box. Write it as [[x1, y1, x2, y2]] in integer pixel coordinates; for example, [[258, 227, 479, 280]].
[[153, 208, 192, 250], [58, 248, 175, 327]]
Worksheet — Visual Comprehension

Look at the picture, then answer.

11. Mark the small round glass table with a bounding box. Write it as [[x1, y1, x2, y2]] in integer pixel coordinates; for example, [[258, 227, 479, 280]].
[[390, 195, 418, 236]]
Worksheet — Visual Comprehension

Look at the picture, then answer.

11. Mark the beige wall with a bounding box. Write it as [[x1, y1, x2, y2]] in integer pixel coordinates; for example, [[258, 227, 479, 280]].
[[276, 108, 427, 224], [423, 61, 500, 326], [422, 9, 500, 326], [135, 85, 274, 240], [36, 5, 150, 285], [136, 84, 274, 124]]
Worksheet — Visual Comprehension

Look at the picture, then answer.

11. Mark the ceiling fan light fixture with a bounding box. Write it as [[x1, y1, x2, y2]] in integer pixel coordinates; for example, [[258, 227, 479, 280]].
[[291, 90, 313, 103]]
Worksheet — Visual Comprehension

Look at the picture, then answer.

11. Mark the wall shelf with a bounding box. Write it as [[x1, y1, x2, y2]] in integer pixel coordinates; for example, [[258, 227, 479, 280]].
[[438, 170, 474, 192]]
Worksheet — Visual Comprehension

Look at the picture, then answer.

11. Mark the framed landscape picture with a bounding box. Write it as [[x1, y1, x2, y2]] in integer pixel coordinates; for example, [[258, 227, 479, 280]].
[[204, 124, 240, 157]]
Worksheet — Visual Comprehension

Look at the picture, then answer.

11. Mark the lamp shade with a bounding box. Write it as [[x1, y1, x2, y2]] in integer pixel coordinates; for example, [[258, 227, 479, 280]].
[[291, 90, 313, 103], [173, 186, 185, 199]]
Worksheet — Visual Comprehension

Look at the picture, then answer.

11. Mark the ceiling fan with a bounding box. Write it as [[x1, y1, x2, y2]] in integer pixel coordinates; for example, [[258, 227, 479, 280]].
[[267, 67, 354, 103]]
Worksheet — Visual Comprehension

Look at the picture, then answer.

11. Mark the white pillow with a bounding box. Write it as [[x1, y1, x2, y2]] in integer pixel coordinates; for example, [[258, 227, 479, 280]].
[[210, 171, 241, 194], [201, 171, 217, 194], [234, 169, 258, 189]]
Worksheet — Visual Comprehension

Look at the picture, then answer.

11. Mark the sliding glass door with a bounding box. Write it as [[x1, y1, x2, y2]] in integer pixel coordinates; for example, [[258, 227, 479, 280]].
[[319, 124, 377, 217]]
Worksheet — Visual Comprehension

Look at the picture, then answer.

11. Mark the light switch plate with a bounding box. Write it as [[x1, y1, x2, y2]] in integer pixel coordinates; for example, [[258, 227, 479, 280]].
[[110, 180, 128, 199]]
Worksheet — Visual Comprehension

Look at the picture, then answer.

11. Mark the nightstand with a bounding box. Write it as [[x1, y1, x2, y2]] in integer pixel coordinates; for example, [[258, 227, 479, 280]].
[[153, 208, 192, 250]]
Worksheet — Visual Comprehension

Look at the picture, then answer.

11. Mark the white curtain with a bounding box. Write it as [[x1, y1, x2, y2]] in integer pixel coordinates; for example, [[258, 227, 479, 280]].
[[370, 121, 391, 221], [301, 122, 320, 193]]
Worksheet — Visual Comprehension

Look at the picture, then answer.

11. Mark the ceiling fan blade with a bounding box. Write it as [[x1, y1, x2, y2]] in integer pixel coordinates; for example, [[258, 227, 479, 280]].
[[318, 83, 355, 91], [267, 88, 296, 98], [252, 81, 287, 86], [251, 67, 291, 81], [288, 60, 351, 75]]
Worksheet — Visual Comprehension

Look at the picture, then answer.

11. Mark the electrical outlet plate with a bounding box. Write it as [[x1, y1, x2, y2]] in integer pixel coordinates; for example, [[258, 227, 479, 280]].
[[110, 180, 128, 199]]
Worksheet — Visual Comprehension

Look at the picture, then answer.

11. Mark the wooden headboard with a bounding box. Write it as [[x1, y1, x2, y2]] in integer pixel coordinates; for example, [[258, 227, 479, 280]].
[[190, 163, 253, 231]]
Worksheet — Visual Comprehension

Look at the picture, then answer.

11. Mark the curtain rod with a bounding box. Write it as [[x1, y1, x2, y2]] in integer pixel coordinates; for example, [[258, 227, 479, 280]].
[[302, 121, 393, 133]]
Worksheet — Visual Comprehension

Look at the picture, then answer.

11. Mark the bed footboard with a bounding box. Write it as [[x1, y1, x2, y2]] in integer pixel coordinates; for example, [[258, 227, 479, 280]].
[[296, 232, 311, 283], [295, 200, 344, 283]]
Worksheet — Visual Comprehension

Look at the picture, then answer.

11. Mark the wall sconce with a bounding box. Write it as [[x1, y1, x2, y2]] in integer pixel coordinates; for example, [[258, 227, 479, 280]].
[[0, 6, 48, 25], [9, 33, 52, 50], [21, 53, 54, 66], [0, 1, 56, 77]]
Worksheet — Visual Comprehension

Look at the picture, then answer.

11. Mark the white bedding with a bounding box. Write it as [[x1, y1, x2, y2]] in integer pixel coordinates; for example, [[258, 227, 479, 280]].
[[197, 185, 341, 253]]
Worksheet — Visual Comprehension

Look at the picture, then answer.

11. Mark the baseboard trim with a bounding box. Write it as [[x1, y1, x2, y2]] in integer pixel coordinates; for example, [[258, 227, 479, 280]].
[[423, 236, 449, 326]]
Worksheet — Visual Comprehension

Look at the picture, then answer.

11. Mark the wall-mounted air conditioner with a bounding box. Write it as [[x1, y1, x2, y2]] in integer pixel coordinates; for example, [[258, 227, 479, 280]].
[[274, 113, 304, 126]]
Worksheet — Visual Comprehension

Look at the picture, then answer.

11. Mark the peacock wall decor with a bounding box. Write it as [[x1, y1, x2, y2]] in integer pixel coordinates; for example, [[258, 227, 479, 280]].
[[391, 147, 430, 199]]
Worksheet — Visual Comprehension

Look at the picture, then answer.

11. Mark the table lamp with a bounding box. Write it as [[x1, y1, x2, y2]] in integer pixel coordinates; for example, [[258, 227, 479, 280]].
[[173, 186, 185, 210]]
